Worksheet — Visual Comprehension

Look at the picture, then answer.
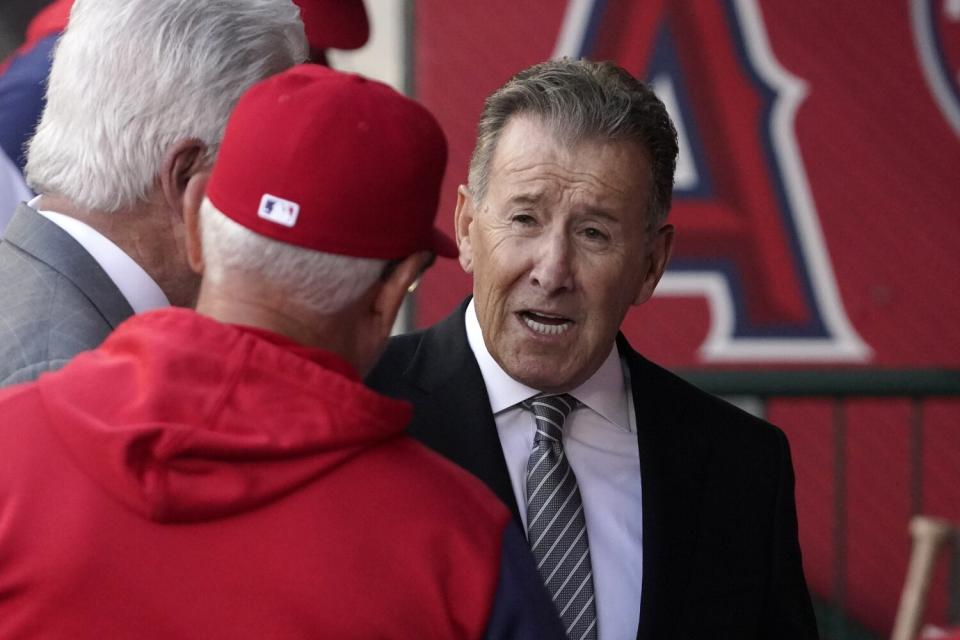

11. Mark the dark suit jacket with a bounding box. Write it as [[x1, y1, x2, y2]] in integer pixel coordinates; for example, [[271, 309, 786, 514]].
[[0, 203, 133, 386], [367, 299, 819, 639]]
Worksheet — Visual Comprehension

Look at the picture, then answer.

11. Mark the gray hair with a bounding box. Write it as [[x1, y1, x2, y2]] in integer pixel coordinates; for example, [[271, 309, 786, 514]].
[[26, 0, 307, 213], [199, 199, 387, 315], [468, 58, 679, 225]]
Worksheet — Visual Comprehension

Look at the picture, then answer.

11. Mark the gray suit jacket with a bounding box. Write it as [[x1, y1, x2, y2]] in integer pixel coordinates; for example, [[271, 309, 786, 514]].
[[0, 203, 133, 386]]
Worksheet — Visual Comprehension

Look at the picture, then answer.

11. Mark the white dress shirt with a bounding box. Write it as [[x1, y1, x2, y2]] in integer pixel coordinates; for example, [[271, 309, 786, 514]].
[[465, 300, 643, 640], [30, 196, 169, 313]]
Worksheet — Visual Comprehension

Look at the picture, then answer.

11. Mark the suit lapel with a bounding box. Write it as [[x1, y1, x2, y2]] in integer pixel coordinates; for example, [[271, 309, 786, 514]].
[[401, 318, 708, 636], [4, 204, 134, 327], [402, 300, 521, 521], [619, 336, 709, 640]]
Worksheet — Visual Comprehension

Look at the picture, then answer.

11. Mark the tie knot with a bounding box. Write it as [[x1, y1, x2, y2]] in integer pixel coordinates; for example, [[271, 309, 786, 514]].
[[523, 394, 579, 443]]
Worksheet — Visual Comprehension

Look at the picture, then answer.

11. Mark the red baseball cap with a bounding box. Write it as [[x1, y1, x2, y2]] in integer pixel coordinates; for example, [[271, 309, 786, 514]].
[[293, 0, 369, 51], [206, 64, 456, 260]]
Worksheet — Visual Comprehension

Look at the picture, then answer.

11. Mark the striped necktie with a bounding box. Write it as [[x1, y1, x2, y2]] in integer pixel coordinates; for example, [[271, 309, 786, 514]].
[[523, 394, 598, 640]]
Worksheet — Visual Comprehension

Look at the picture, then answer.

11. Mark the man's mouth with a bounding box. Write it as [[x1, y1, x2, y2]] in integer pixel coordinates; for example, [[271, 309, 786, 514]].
[[519, 310, 574, 336]]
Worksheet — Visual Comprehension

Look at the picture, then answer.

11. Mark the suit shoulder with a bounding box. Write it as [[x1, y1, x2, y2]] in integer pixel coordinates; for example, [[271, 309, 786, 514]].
[[381, 327, 428, 362], [628, 348, 786, 449], [366, 328, 429, 393], [0, 244, 111, 385]]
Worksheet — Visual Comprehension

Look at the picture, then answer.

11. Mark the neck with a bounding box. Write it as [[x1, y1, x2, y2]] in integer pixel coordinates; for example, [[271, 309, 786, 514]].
[[194, 282, 361, 367], [37, 194, 199, 307]]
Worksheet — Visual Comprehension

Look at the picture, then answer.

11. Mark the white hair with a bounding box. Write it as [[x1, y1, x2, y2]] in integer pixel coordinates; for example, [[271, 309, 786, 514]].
[[200, 199, 387, 315], [26, 0, 307, 213]]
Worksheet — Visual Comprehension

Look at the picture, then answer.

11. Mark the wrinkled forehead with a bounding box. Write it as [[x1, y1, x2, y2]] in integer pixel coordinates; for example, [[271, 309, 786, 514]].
[[485, 115, 654, 217]]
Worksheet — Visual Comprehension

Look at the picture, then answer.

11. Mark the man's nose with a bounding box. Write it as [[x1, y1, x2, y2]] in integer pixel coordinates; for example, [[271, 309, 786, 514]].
[[528, 229, 574, 293]]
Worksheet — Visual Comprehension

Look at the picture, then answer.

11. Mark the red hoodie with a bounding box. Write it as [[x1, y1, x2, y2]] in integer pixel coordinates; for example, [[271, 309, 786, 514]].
[[0, 309, 564, 639]]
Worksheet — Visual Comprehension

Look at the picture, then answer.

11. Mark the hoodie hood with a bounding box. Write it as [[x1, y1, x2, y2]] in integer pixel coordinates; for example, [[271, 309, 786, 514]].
[[37, 308, 412, 523]]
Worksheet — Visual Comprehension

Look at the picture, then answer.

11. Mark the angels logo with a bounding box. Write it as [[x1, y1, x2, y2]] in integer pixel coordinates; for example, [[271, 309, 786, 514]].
[[913, 0, 960, 137], [554, 0, 872, 362]]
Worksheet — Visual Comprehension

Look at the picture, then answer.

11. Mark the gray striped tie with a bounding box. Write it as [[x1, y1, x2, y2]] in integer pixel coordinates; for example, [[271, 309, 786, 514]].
[[523, 394, 598, 640]]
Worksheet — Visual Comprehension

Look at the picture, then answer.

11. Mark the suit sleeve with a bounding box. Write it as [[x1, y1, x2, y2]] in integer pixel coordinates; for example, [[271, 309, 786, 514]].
[[761, 429, 820, 639], [484, 521, 567, 640], [1, 360, 68, 387]]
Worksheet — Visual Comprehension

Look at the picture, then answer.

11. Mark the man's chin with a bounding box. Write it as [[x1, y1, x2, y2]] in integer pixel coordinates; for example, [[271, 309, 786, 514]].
[[501, 358, 582, 394]]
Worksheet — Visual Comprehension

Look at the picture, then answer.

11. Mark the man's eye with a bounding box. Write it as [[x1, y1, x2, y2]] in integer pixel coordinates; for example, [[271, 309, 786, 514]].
[[583, 227, 607, 241], [512, 214, 536, 225]]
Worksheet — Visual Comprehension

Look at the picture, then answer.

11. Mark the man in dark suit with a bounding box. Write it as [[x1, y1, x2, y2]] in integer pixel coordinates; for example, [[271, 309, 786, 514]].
[[368, 59, 819, 638], [0, 0, 307, 386]]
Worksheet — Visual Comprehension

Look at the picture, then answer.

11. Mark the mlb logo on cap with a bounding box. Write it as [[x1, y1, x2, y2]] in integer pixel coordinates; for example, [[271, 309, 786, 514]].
[[258, 194, 300, 228]]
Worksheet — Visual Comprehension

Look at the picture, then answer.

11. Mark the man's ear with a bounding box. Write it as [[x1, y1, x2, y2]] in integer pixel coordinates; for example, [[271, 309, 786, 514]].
[[182, 172, 210, 275], [454, 185, 475, 274], [633, 223, 675, 306], [371, 251, 434, 337], [160, 138, 207, 219]]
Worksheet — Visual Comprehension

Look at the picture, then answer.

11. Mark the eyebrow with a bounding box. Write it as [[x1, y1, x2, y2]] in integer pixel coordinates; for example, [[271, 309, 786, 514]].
[[578, 207, 620, 224], [505, 193, 623, 225], [507, 192, 543, 206]]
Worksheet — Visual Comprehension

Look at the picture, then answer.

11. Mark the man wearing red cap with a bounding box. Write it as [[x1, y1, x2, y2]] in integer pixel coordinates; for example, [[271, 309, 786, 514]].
[[0, 64, 565, 638]]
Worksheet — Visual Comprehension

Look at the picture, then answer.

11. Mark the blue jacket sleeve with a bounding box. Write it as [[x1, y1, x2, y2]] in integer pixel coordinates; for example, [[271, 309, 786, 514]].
[[484, 520, 567, 639], [0, 34, 59, 171]]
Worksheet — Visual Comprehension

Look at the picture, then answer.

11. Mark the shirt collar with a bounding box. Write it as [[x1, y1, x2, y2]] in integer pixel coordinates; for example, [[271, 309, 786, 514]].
[[31, 197, 170, 314], [464, 298, 632, 433]]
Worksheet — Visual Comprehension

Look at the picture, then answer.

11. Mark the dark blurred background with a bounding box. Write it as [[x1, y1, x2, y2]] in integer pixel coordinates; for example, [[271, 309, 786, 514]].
[[0, 0, 51, 57]]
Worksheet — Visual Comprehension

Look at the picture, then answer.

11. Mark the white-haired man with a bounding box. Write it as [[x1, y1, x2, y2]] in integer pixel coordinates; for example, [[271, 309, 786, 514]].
[[0, 0, 307, 386], [0, 64, 565, 638]]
